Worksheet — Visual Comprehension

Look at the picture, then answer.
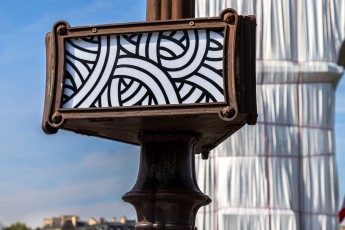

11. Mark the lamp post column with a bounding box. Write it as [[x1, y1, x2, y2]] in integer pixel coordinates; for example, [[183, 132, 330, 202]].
[[123, 134, 211, 230], [146, 0, 195, 21], [122, 3, 210, 229]]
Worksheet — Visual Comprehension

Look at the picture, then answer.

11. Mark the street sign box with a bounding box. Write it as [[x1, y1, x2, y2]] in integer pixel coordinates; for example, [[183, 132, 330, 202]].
[[42, 9, 256, 156]]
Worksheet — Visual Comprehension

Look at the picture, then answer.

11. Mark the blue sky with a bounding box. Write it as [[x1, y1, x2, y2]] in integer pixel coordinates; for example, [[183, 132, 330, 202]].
[[0, 0, 344, 228], [0, 0, 145, 227], [336, 73, 345, 213]]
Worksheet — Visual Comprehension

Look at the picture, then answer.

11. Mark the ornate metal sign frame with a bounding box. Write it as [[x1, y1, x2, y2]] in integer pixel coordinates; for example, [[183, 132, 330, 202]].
[[43, 9, 256, 155]]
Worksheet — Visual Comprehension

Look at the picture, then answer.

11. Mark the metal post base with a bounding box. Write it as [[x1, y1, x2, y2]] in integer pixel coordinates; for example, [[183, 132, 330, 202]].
[[123, 134, 211, 230]]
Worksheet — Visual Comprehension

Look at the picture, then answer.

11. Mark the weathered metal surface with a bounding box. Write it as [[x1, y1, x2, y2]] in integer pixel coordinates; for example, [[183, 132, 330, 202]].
[[42, 9, 256, 155], [122, 134, 211, 230], [146, 0, 195, 21], [43, 2, 256, 230]]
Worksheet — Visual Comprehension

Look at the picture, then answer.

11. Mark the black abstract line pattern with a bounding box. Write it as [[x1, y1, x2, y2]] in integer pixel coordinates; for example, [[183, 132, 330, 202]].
[[62, 29, 225, 108]]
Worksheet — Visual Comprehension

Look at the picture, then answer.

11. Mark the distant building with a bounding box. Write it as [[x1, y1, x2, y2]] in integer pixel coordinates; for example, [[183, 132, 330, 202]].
[[42, 216, 135, 230], [79, 216, 135, 230], [43, 215, 85, 230]]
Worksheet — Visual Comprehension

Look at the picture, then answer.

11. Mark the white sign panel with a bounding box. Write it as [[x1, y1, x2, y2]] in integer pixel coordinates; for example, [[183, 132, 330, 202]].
[[62, 29, 225, 108]]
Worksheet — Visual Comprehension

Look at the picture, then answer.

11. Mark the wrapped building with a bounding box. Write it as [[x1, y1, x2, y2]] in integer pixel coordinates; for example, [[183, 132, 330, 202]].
[[195, 0, 345, 229]]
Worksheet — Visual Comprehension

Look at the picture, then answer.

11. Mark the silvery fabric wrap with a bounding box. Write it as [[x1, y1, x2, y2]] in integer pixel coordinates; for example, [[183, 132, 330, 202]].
[[194, 0, 345, 229]]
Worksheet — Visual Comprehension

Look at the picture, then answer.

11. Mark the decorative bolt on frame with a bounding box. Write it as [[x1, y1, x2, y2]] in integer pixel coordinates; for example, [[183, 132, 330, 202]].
[[42, 1, 256, 229]]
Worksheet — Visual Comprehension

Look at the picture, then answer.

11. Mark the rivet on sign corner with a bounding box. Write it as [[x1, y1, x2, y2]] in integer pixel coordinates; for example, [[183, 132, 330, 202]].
[[52, 114, 63, 125], [92, 28, 98, 33], [220, 106, 236, 120], [57, 26, 67, 35], [226, 15, 235, 24], [189, 21, 195, 26]]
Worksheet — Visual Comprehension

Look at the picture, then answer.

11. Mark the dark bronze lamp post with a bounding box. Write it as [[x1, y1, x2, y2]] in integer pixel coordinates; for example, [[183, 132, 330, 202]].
[[42, 1, 256, 229]]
